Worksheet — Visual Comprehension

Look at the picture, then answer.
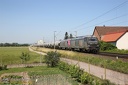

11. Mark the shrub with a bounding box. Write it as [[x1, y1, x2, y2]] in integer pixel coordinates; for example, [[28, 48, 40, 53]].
[[44, 51, 61, 67], [0, 65, 7, 71], [99, 41, 117, 51], [80, 72, 89, 84], [101, 79, 115, 85], [58, 62, 101, 85], [20, 52, 30, 64], [68, 65, 84, 82]]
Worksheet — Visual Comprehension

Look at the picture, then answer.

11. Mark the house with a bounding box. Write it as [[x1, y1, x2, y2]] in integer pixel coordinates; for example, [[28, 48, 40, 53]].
[[93, 26, 128, 50], [101, 31, 128, 49], [93, 26, 128, 41]]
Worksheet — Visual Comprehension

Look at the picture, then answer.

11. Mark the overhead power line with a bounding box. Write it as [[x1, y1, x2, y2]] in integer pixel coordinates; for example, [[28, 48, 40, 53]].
[[77, 13, 128, 31], [70, 0, 128, 31]]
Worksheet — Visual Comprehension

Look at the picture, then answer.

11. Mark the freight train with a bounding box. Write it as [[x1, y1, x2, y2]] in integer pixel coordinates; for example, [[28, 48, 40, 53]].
[[41, 35, 100, 53]]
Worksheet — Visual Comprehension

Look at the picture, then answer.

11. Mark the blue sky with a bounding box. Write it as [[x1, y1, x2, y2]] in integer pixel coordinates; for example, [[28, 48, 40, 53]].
[[0, 0, 128, 43]]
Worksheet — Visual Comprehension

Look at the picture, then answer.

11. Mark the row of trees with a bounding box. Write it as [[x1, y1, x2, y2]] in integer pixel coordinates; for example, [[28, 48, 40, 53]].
[[64, 32, 73, 39], [0, 43, 29, 47]]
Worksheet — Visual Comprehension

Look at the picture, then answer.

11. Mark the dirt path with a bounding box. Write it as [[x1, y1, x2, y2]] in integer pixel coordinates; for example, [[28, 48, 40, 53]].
[[29, 47, 128, 85], [7, 63, 45, 68]]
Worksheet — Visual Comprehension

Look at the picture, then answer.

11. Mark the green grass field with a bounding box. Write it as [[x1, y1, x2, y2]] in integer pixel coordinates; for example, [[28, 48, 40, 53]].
[[0, 66, 62, 75], [0, 47, 42, 65]]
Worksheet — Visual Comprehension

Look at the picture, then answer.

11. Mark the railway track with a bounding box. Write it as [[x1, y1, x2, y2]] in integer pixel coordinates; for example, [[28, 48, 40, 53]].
[[98, 52, 128, 59]]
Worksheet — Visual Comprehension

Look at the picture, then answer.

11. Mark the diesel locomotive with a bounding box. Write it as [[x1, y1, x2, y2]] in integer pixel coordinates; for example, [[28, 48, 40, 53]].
[[43, 35, 99, 53], [59, 35, 99, 53]]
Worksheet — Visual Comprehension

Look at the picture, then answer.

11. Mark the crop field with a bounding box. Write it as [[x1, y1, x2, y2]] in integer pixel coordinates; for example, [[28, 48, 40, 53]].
[[0, 47, 42, 65], [32, 47, 128, 74]]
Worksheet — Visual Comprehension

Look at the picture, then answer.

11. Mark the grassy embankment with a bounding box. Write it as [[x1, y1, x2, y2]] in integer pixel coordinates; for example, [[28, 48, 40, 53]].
[[0, 47, 42, 65], [32, 47, 128, 74]]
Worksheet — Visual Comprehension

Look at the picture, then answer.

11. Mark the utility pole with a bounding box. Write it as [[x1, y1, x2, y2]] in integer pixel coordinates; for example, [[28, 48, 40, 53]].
[[40, 53, 42, 64], [75, 31, 77, 37], [54, 31, 56, 52], [43, 37, 44, 47]]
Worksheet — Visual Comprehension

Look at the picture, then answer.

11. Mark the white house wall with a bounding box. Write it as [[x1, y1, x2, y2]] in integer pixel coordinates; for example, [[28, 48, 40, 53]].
[[116, 32, 128, 50]]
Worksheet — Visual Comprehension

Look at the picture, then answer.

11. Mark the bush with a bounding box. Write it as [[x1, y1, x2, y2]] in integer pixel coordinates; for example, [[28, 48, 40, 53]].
[[58, 62, 69, 72], [44, 51, 61, 67], [101, 79, 115, 85], [58, 62, 102, 85], [20, 52, 30, 64], [99, 41, 117, 51], [68, 65, 84, 82], [0, 65, 7, 71], [80, 72, 89, 84]]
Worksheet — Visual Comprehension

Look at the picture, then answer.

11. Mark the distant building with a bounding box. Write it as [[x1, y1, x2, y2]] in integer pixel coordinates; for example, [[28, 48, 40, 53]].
[[93, 26, 128, 50], [37, 40, 44, 45]]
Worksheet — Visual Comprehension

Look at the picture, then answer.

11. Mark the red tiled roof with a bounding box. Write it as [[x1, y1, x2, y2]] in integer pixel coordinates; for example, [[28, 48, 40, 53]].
[[101, 31, 126, 42], [94, 26, 128, 36]]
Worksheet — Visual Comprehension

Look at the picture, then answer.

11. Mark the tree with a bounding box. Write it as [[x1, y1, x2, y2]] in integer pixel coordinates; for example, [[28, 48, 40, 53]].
[[20, 52, 30, 66], [70, 34, 73, 39], [44, 51, 61, 67], [64, 32, 69, 39]]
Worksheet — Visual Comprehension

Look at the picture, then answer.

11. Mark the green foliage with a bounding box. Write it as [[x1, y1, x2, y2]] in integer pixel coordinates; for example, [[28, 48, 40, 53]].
[[0, 65, 7, 71], [64, 32, 69, 39], [80, 72, 101, 85], [0, 43, 29, 47], [64, 32, 73, 39], [58, 62, 104, 85], [44, 51, 61, 67], [107, 60, 128, 73], [58, 62, 69, 72], [68, 65, 84, 82], [70, 33, 73, 38], [99, 41, 117, 51], [103, 49, 128, 54], [80, 72, 89, 84], [99, 41, 128, 54], [20, 52, 30, 64], [0, 75, 22, 84], [101, 79, 115, 85]]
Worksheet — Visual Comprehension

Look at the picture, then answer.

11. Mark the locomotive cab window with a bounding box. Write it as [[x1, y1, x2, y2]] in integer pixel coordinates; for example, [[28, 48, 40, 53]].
[[88, 38, 97, 41]]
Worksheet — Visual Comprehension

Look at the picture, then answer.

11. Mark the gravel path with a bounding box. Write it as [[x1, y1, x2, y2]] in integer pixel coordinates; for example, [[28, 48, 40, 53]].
[[7, 63, 45, 68], [61, 58, 128, 85], [29, 47, 128, 85]]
